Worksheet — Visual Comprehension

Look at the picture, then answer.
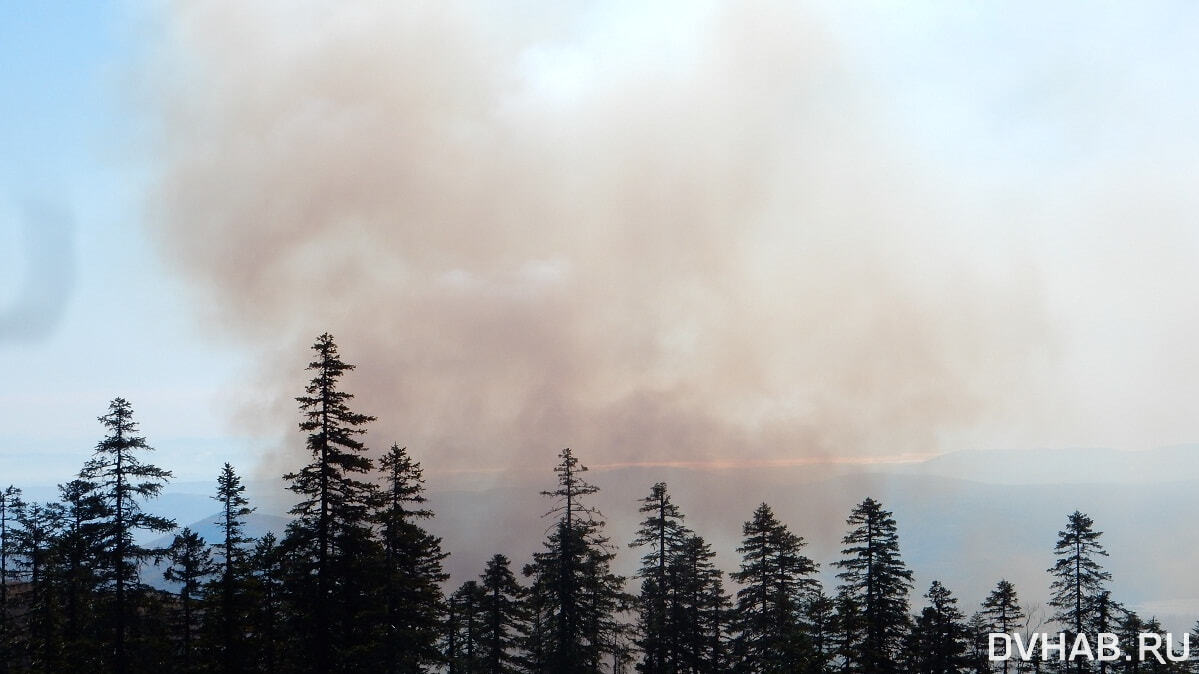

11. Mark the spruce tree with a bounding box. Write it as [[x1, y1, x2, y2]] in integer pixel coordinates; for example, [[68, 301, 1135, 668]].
[[282, 333, 378, 672], [1047, 510, 1111, 674], [518, 560, 551, 674], [57, 478, 105, 667], [208, 462, 254, 674], [1118, 610, 1145, 673], [477, 554, 526, 674], [834, 497, 913, 673], [805, 590, 836, 674], [674, 534, 730, 674], [1087, 591, 1123, 674], [629, 482, 688, 674], [964, 612, 993, 674], [246, 533, 286, 673], [0, 485, 23, 674], [375, 442, 449, 673], [729, 502, 819, 672], [13, 500, 66, 672], [447, 580, 486, 673], [526, 448, 628, 672], [833, 587, 863, 673], [578, 542, 633, 673], [163, 527, 216, 666], [980, 580, 1025, 674], [80, 397, 175, 674], [908, 580, 969, 674]]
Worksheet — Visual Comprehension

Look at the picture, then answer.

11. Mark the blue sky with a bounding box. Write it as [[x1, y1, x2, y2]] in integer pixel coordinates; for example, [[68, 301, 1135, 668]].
[[0, 2, 249, 483]]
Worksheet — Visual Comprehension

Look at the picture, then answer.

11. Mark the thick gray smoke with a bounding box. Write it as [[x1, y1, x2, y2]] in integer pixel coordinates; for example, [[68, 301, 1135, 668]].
[[142, 1, 1055, 478]]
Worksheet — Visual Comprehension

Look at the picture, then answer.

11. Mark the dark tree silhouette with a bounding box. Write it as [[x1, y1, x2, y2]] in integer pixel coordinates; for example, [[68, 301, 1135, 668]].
[[730, 502, 819, 672], [525, 448, 629, 672], [834, 497, 913, 673], [163, 527, 216, 666], [1047, 510, 1111, 674], [57, 478, 105, 667], [806, 589, 836, 673], [907, 580, 969, 674], [1087, 591, 1124, 674], [375, 442, 448, 673], [208, 463, 253, 674], [447, 580, 486, 673], [833, 586, 863, 672], [674, 533, 730, 673], [964, 612, 993, 674], [246, 532, 286, 673], [80, 397, 175, 674], [13, 500, 66, 671], [0, 485, 23, 674], [477, 554, 526, 674], [629, 482, 688, 674], [980, 580, 1025, 674], [282, 333, 378, 673]]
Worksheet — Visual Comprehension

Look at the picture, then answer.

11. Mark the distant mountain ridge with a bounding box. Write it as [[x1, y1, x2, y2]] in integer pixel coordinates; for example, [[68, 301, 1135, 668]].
[[886, 444, 1199, 484]]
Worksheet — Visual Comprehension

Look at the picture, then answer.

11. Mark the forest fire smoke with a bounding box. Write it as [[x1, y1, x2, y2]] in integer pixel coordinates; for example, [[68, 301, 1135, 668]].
[[142, 1, 1054, 477]]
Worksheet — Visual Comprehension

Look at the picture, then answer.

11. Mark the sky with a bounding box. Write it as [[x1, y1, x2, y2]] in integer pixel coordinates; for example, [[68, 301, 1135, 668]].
[[0, 2, 252, 483], [4, 1, 1199, 488]]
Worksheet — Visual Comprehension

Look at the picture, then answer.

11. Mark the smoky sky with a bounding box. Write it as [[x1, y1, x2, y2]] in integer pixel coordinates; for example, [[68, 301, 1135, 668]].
[[141, 1, 1075, 475]]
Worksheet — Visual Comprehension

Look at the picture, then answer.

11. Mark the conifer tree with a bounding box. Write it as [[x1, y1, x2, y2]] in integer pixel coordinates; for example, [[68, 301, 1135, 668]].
[[964, 612, 993, 674], [477, 554, 526, 674], [526, 448, 628, 672], [833, 587, 863, 672], [208, 462, 254, 673], [164, 528, 216, 666], [80, 397, 175, 674], [1118, 610, 1145, 673], [375, 442, 449, 673], [629, 482, 688, 674], [675, 534, 730, 673], [57, 478, 105, 667], [805, 590, 837, 674], [1088, 591, 1122, 674], [282, 333, 378, 672], [834, 497, 913, 673], [578, 543, 633, 673], [1047, 510, 1111, 674], [0, 485, 23, 674], [908, 580, 969, 674], [729, 502, 819, 672], [13, 500, 66, 672], [246, 533, 286, 673], [518, 560, 551, 674], [980, 580, 1025, 674], [447, 580, 486, 673]]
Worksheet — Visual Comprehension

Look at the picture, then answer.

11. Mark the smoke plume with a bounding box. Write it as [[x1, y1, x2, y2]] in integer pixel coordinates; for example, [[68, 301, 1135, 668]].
[[141, 1, 1055, 477]]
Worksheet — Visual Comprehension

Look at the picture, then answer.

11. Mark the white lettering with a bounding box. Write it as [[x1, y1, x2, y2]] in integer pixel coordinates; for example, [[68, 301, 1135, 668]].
[[1139, 633, 1165, 664], [1096, 633, 1120, 662], [1014, 632, 1039, 660], [989, 634, 1013, 661], [1069, 633, 1094, 661], [1171, 633, 1192, 662], [1042, 632, 1068, 661]]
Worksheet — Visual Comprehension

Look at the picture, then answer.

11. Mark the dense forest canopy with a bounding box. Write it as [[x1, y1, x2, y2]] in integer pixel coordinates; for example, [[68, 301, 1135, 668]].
[[0, 334, 1194, 673]]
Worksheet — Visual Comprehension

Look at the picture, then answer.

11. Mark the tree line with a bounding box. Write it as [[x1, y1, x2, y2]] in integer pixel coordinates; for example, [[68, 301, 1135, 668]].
[[0, 333, 1193, 673]]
